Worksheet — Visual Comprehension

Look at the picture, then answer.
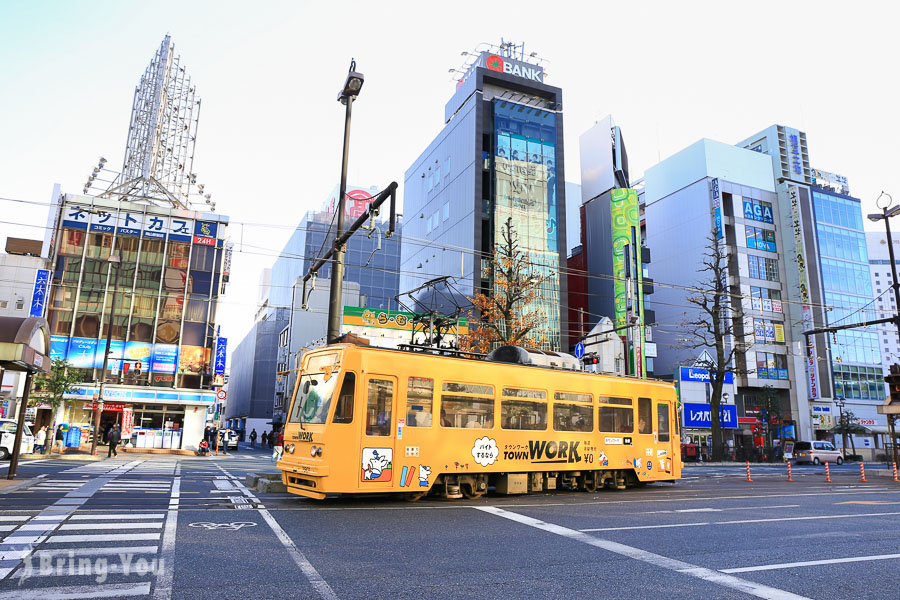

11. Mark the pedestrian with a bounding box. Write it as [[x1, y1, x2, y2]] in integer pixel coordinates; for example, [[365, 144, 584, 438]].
[[34, 425, 47, 454], [198, 439, 210, 456], [272, 428, 284, 464], [107, 425, 121, 457], [219, 429, 228, 455], [54, 425, 65, 455], [249, 428, 257, 448], [261, 430, 268, 448]]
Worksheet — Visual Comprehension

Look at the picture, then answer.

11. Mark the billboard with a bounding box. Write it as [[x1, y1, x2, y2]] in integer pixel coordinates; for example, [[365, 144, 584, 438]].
[[682, 403, 738, 429], [611, 188, 646, 376]]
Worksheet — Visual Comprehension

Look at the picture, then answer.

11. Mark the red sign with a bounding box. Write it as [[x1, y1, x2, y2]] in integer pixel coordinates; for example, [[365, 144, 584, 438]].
[[216, 389, 227, 400], [858, 418, 877, 426], [193, 236, 215, 246], [485, 54, 504, 72], [84, 402, 126, 412], [122, 407, 133, 437], [738, 417, 758, 424]]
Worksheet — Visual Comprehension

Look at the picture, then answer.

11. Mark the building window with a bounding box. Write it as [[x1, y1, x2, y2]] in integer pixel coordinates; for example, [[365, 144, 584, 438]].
[[746, 226, 776, 252], [756, 352, 788, 380], [444, 157, 450, 177], [753, 318, 785, 344], [443, 202, 450, 222], [15, 299, 24, 310], [0, 300, 6, 309]]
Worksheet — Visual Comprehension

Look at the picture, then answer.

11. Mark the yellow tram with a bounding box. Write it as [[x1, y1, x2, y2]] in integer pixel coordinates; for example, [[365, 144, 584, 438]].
[[277, 343, 681, 500]]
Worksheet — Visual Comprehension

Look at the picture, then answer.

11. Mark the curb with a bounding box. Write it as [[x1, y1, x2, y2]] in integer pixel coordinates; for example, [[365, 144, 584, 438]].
[[0, 478, 37, 494]]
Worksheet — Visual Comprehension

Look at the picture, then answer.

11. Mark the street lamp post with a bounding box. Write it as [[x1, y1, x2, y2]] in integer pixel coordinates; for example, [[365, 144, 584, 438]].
[[868, 192, 900, 349], [327, 59, 365, 344], [90, 254, 121, 456], [835, 397, 846, 458]]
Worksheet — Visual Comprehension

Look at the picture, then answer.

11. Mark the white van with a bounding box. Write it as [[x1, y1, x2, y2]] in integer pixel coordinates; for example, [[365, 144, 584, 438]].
[[794, 440, 843, 465], [0, 419, 35, 460]]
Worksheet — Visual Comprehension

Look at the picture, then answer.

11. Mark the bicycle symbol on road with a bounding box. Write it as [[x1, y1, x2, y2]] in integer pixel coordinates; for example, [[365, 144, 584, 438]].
[[189, 521, 258, 531]]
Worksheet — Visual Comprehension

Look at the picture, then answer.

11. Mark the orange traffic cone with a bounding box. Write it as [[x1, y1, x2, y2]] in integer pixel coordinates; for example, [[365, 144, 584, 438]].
[[825, 462, 832, 483], [893, 462, 899, 483], [859, 462, 867, 483], [745, 461, 753, 482], [787, 462, 794, 482]]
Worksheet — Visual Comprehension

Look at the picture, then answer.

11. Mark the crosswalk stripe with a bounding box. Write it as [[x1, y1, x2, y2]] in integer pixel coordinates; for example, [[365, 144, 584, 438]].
[[0, 581, 151, 599], [68, 513, 165, 520], [47, 533, 161, 543], [57, 522, 163, 531], [0, 516, 29, 522], [32, 545, 159, 558]]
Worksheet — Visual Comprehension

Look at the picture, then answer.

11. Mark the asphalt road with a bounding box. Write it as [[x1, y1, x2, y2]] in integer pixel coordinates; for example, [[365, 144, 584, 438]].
[[1, 452, 898, 599]]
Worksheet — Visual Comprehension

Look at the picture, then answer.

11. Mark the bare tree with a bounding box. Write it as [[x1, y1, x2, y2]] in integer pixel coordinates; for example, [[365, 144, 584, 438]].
[[680, 233, 750, 462], [459, 217, 549, 353]]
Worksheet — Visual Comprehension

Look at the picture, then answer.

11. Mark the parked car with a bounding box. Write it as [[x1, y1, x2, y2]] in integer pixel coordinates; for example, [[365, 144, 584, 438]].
[[794, 440, 843, 465], [0, 419, 35, 460], [224, 429, 239, 451]]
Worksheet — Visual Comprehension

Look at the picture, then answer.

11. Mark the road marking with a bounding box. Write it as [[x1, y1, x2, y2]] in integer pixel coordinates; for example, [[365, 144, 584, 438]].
[[0, 582, 151, 599], [580, 511, 900, 532], [835, 501, 900, 505], [31, 545, 159, 558], [0, 517, 28, 522], [150, 475, 179, 600], [68, 513, 165, 520], [47, 533, 161, 543], [215, 464, 338, 600], [57, 522, 163, 531], [721, 553, 900, 573], [476, 506, 809, 600]]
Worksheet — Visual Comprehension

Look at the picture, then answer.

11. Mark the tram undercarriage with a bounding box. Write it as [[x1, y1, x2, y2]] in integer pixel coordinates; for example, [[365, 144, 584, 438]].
[[412, 469, 648, 500]]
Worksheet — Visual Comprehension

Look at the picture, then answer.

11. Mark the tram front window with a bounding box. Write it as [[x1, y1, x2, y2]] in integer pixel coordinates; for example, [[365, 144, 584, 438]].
[[289, 373, 340, 425]]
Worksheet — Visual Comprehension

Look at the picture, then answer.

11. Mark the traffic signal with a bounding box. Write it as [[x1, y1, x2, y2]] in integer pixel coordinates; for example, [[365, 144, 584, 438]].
[[583, 355, 600, 365], [885, 365, 900, 403]]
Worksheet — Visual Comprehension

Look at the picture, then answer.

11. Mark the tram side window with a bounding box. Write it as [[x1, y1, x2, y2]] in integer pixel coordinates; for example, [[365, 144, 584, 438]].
[[406, 377, 434, 427], [500, 388, 547, 431], [597, 397, 634, 433], [657, 403, 670, 442], [366, 379, 393, 436], [553, 392, 593, 432], [638, 397, 652, 434], [440, 382, 493, 428], [332, 373, 356, 424]]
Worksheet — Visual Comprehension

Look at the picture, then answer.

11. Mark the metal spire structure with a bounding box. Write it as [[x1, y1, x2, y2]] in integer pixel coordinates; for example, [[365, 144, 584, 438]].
[[102, 35, 201, 208]]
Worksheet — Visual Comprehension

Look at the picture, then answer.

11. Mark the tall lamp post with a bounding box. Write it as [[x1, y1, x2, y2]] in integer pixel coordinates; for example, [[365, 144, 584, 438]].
[[90, 254, 121, 456], [835, 397, 846, 458], [327, 60, 365, 344], [868, 192, 900, 464], [868, 192, 900, 348]]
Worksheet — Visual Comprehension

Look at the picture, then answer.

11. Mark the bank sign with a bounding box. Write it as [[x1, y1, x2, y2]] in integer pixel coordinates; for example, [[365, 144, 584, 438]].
[[479, 52, 543, 83], [682, 403, 738, 429], [679, 367, 734, 384]]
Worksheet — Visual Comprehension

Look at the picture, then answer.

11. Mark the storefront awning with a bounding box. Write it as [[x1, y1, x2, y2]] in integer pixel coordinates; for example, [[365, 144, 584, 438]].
[[862, 425, 892, 434]]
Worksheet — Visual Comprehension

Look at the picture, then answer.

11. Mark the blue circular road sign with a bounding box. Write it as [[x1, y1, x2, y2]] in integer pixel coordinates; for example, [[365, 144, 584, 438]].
[[575, 342, 585, 358]]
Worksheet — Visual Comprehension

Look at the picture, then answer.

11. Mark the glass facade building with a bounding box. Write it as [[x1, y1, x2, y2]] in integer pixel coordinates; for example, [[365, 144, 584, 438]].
[[401, 51, 568, 350], [811, 189, 884, 401]]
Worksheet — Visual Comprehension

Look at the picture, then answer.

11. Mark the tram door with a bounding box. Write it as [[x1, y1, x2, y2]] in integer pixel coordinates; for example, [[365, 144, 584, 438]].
[[358, 375, 397, 489], [657, 400, 674, 475]]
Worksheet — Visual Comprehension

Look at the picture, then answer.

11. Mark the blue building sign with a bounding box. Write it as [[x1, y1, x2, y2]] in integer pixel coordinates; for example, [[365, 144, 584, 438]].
[[30, 269, 50, 317], [679, 366, 734, 384], [682, 402, 738, 429], [214, 337, 227, 375]]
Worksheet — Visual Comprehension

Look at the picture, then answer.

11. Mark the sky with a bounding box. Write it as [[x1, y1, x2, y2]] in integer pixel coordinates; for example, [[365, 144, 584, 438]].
[[1, 0, 898, 346]]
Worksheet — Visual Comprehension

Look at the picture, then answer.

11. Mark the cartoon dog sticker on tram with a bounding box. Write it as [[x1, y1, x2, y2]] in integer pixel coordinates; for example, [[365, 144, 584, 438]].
[[361, 448, 393, 481]]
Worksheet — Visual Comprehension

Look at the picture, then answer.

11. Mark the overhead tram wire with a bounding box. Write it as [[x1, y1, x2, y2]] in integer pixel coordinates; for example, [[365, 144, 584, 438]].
[[0, 196, 877, 318]]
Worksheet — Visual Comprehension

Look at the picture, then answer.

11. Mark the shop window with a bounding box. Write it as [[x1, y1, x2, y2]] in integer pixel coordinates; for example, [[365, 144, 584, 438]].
[[333, 372, 356, 424], [85, 232, 113, 260], [406, 377, 433, 427], [366, 379, 393, 436], [59, 228, 86, 256], [47, 310, 73, 335], [638, 397, 652, 434]]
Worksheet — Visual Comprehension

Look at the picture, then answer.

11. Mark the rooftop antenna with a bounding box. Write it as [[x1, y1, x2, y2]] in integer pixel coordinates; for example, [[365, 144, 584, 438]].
[[102, 35, 201, 208]]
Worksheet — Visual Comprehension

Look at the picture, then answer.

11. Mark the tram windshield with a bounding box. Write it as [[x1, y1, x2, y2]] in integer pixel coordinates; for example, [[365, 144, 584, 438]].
[[289, 372, 339, 425]]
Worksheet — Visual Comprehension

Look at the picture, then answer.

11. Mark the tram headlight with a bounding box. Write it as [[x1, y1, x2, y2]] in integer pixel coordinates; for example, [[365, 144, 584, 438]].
[[310, 445, 317, 457], [286, 444, 294, 454], [316, 447, 322, 457]]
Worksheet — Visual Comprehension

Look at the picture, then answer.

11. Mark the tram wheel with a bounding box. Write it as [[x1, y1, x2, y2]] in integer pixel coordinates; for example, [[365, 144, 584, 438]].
[[461, 484, 485, 499], [403, 492, 428, 502], [582, 477, 598, 493]]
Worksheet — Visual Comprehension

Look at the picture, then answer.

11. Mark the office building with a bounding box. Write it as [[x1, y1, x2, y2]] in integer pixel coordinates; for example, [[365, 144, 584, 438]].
[[643, 138, 787, 456], [400, 42, 567, 350]]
